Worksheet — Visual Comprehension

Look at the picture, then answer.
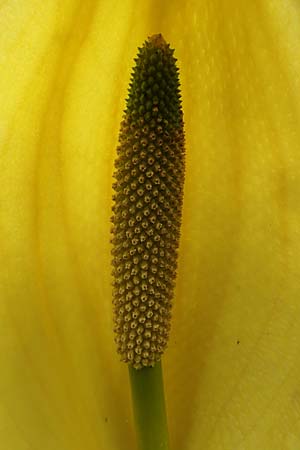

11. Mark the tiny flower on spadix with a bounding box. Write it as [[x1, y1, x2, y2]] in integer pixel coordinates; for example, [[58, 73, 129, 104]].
[[111, 34, 185, 369]]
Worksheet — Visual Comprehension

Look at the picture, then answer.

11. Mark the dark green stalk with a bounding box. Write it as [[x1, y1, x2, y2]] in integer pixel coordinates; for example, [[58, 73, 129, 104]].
[[129, 362, 169, 450]]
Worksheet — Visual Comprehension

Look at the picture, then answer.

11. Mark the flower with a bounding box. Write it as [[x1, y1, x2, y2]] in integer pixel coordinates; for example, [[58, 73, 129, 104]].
[[0, 1, 299, 449]]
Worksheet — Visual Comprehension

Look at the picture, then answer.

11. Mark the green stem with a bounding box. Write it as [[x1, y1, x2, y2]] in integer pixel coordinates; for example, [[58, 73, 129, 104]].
[[128, 361, 170, 450]]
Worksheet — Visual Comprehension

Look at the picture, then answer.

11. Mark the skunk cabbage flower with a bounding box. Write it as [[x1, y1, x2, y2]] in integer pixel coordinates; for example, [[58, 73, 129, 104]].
[[0, 1, 300, 449]]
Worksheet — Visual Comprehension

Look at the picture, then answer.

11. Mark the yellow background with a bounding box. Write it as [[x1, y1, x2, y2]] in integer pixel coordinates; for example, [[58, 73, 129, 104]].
[[0, 1, 300, 449]]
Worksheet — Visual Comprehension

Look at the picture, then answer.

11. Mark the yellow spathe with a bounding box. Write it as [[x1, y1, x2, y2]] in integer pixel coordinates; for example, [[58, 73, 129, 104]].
[[0, 1, 300, 449]]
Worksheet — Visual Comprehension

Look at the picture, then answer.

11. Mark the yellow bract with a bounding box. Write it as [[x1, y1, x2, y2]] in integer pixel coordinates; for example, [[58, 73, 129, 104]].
[[0, 1, 300, 449]]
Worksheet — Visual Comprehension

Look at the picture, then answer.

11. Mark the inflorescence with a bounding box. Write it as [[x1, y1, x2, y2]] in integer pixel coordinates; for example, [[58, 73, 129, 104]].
[[111, 34, 185, 369]]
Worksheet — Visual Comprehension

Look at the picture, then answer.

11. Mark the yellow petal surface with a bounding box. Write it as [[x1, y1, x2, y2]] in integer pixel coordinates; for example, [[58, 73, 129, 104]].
[[0, 1, 300, 450]]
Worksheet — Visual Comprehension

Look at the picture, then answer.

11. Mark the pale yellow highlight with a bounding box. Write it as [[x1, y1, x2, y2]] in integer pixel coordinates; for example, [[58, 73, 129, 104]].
[[0, 1, 300, 450]]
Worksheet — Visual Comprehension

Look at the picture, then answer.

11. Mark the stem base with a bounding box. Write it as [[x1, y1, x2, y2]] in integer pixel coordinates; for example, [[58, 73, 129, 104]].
[[129, 362, 170, 450]]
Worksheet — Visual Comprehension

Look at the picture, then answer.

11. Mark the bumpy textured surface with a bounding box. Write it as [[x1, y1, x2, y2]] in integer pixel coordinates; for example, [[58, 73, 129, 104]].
[[111, 34, 185, 369]]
